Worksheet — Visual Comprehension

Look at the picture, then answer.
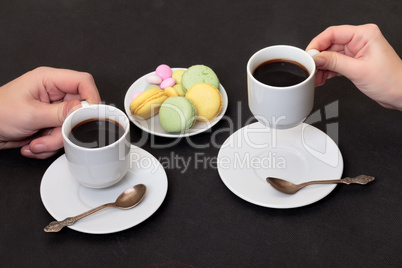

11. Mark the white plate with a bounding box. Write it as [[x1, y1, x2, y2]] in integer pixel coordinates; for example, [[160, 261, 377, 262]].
[[124, 68, 228, 138], [40, 145, 168, 234], [217, 122, 343, 208]]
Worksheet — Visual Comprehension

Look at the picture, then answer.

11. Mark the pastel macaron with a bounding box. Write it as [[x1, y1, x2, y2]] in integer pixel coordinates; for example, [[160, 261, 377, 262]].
[[130, 88, 168, 119], [164, 84, 186, 97], [181, 65, 220, 92], [172, 69, 185, 84], [185, 83, 223, 121], [144, 84, 160, 91], [164, 87, 179, 97], [173, 84, 186, 96], [159, 97, 197, 133], [132, 91, 142, 100]]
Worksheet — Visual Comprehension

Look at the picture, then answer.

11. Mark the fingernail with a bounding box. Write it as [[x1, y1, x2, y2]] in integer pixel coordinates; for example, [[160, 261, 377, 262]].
[[314, 55, 326, 68], [23, 148, 32, 155]]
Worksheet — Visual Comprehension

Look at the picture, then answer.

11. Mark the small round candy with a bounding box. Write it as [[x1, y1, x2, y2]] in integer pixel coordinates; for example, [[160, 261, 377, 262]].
[[146, 74, 162, 84], [160, 77, 176, 89], [155, 64, 172, 80]]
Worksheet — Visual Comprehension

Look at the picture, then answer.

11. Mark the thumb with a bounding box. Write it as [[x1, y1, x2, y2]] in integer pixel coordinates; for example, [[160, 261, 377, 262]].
[[34, 99, 82, 129], [313, 51, 363, 80]]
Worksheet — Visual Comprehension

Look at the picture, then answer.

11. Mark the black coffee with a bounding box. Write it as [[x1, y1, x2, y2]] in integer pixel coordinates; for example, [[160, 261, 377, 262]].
[[68, 118, 125, 149], [253, 59, 309, 87]]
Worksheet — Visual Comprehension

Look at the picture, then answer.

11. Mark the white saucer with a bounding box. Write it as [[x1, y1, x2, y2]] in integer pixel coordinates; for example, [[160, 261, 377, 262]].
[[124, 68, 228, 138], [217, 122, 343, 208], [40, 145, 168, 234]]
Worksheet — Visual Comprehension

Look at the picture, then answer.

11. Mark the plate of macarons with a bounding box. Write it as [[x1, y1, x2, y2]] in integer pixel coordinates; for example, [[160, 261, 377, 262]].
[[124, 64, 228, 138]]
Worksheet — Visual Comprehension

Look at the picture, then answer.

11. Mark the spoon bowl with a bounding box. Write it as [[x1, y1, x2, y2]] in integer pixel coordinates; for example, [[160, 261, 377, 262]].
[[115, 184, 147, 209], [44, 184, 146, 232]]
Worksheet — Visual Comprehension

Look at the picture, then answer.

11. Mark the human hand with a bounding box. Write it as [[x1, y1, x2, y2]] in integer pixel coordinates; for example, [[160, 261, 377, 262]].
[[0, 67, 101, 159], [306, 24, 402, 110]]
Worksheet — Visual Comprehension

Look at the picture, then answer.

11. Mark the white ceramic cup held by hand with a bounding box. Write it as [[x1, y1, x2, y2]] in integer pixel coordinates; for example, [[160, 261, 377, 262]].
[[62, 102, 131, 188], [247, 45, 319, 129]]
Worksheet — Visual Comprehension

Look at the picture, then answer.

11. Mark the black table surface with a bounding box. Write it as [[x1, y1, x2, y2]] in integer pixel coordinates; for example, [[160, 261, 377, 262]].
[[1, 1, 401, 267]]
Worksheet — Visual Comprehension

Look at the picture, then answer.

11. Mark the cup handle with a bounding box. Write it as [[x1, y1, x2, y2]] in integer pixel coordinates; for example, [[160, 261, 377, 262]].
[[306, 49, 320, 58], [307, 49, 320, 74], [80, 100, 90, 108]]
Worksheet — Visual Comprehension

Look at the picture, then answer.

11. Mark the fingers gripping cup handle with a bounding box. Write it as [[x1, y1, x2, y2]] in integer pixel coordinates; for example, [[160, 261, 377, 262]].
[[306, 49, 320, 74], [306, 49, 320, 57]]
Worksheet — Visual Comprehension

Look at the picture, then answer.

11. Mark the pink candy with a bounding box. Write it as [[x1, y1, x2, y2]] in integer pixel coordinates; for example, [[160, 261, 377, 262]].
[[155, 64, 172, 80], [145, 64, 177, 90], [146, 74, 162, 84], [160, 78, 176, 89]]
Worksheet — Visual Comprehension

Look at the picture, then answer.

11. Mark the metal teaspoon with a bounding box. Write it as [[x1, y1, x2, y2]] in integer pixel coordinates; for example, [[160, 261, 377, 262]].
[[44, 184, 146, 232], [266, 175, 375, 194]]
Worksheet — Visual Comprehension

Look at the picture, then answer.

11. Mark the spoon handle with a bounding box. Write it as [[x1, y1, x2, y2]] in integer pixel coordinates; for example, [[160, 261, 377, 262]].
[[302, 179, 343, 186], [44, 203, 113, 232], [302, 175, 375, 187]]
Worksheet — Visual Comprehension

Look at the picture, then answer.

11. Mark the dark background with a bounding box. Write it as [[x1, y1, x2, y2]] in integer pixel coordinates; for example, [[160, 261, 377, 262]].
[[0, 0, 401, 267]]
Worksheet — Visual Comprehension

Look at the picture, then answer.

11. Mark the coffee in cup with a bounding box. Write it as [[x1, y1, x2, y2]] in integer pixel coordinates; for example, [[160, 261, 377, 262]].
[[253, 59, 310, 87], [68, 118, 125, 149]]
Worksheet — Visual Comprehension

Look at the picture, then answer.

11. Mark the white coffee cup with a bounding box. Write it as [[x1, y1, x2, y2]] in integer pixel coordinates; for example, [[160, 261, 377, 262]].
[[62, 102, 131, 188], [247, 45, 319, 129]]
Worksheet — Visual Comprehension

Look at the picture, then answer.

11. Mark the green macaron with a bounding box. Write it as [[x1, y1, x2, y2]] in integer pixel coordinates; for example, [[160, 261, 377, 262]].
[[181, 65, 220, 92], [159, 97, 197, 133]]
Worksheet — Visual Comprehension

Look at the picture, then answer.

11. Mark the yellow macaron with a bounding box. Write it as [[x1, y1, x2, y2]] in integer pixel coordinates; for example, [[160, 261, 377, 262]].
[[185, 83, 222, 121], [164, 87, 179, 97], [130, 88, 168, 119], [172, 69, 185, 84]]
